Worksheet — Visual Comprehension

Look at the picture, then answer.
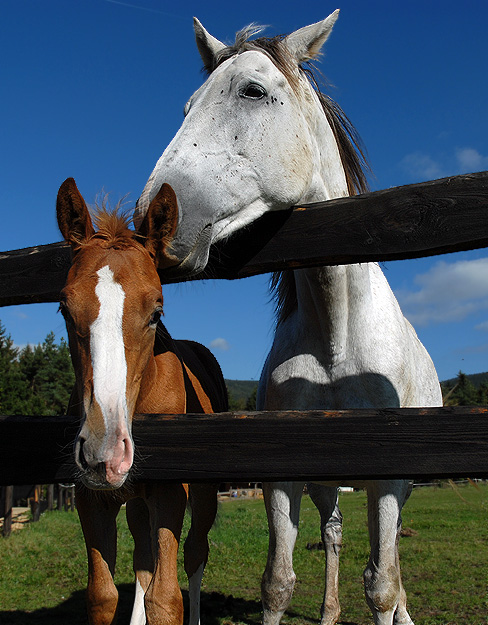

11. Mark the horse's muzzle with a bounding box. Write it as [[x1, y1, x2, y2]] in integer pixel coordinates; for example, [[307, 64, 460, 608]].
[[75, 434, 134, 490]]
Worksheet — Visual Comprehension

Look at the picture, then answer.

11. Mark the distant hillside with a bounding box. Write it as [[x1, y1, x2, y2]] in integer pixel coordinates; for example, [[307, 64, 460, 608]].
[[441, 371, 488, 390], [225, 379, 257, 402]]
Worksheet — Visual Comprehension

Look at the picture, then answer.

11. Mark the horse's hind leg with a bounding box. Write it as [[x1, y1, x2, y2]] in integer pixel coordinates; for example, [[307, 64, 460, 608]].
[[364, 480, 414, 625], [184, 483, 219, 625], [126, 497, 154, 625], [307, 484, 342, 625], [261, 481, 304, 625], [76, 488, 121, 625]]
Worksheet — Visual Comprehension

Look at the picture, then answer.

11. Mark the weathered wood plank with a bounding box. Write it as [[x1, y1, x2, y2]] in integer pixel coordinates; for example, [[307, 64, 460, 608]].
[[224, 170, 488, 278], [1, 407, 486, 485], [0, 172, 487, 306]]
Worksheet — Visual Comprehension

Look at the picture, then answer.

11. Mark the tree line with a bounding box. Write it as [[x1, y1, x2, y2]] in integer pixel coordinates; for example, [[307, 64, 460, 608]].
[[441, 371, 488, 406], [0, 318, 486, 416], [0, 321, 74, 416]]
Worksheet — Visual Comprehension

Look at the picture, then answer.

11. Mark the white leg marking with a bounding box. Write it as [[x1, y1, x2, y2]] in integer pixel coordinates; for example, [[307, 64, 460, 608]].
[[188, 562, 205, 625], [130, 577, 147, 625]]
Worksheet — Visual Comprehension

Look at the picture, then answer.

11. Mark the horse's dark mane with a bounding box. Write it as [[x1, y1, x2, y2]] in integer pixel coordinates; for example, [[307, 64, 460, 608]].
[[208, 26, 370, 325]]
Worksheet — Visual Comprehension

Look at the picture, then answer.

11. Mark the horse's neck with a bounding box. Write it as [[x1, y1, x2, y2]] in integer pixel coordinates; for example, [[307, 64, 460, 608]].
[[293, 263, 384, 356], [292, 102, 389, 358]]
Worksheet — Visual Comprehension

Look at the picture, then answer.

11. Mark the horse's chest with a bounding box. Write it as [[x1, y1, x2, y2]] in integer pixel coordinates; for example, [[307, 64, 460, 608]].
[[266, 352, 400, 410]]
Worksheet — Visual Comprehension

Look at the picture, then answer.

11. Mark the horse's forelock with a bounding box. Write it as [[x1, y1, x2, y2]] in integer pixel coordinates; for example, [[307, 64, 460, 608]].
[[88, 204, 138, 250]]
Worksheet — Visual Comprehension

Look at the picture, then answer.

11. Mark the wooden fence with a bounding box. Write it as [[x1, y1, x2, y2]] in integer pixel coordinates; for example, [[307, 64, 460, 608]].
[[0, 171, 487, 489]]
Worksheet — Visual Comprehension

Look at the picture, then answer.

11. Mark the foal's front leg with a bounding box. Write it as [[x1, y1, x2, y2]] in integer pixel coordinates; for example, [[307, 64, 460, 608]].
[[76, 488, 122, 625], [144, 483, 188, 625], [126, 497, 154, 625], [261, 481, 305, 625], [184, 483, 219, 625]]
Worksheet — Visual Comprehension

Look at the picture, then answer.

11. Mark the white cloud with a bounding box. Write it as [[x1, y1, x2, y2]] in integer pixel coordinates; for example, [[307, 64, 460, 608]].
[[399, 152, 443, 181], [475, 321, 488, 332], [395, 258, 488, 326], [399, 146, 488, 182], [456, 147, 488, 173], [209, 337, 230, 351]]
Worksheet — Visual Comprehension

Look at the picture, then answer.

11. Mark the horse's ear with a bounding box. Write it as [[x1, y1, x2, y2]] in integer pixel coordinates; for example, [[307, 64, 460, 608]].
[[137, 183, 179, 268], [284, 9, 340, 63], [56, 178, 95, 248], [193, 17, 226, 72]]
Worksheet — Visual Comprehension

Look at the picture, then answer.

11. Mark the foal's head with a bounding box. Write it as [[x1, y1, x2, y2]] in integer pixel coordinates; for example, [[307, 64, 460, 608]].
[[57, 178, 178, 489]]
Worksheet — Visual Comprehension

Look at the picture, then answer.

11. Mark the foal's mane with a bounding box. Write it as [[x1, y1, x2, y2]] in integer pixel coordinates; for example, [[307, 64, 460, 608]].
[[206, 26, 370, 324]]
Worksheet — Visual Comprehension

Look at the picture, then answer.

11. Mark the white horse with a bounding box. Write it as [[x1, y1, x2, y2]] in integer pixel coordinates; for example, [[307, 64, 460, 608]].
[[135, 11, 442, 625]]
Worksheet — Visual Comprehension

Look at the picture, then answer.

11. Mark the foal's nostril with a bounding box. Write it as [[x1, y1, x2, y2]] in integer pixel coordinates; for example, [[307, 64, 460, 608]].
[[77, 438, 89, 471], [95, 462, 107, 479]]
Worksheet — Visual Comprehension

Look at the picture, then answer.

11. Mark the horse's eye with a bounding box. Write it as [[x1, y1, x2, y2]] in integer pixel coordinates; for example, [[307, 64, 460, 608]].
[[58, 301, 73, 325], [239, 83, 267, 100], [149, 308, 163, 328]]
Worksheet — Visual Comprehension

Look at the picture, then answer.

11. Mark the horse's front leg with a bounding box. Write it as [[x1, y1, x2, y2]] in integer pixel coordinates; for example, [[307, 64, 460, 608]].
[[261, 481, 305, 625], [126, 497, 154, 625], [184, 483, 218, 625], [307, 484, 342, 625], [144, 482, 188, 625], [364, 480, 414, 625], [76, 487, 122, 625]]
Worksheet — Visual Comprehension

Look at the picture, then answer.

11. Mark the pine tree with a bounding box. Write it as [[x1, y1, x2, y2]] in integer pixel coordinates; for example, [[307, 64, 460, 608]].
[[476, 382, 488, 406], [450, 371, 477, 406], [18, 333, 75, 415], [0, 321, 30, 414]]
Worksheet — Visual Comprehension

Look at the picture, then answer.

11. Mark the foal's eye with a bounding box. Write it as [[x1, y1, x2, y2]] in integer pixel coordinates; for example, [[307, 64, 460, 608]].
[[239, 83, 267, 100], [58, 302, 72, 325], [149, 308, 163, 328]]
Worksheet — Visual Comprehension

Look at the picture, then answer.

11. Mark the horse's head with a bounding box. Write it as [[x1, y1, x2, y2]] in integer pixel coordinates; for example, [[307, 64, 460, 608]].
[[135, 10, 355, 277], [57, 177, 177, 489]]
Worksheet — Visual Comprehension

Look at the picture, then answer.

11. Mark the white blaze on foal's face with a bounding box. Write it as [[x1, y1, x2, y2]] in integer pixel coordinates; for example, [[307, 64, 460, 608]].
[[76, 263, 134, 488], [90, 265, 128, 424]]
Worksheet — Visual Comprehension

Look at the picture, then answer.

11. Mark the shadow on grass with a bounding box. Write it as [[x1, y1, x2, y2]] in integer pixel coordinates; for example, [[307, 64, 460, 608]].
[[0, 586, 358, 625]]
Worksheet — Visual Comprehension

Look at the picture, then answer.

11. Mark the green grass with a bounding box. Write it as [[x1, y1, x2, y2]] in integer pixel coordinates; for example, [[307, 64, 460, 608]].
[[0, 484, 487, 624]]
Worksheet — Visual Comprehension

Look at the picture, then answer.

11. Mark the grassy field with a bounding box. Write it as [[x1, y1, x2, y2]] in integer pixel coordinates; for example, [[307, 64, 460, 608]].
[[0, 483, 487, 624]]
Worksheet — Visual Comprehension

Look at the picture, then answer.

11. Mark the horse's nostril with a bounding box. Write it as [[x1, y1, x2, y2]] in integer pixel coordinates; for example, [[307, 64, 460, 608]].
[[77, 438, 89, 471], [95, 462, 106, 479]]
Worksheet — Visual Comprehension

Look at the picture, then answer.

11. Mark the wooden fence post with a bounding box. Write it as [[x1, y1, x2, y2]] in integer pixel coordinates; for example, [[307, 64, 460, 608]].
[[31, 485, 41, 522], [47, 484, 54, 511], [57, 484, 64, 511], [2, 485, 13, 537]]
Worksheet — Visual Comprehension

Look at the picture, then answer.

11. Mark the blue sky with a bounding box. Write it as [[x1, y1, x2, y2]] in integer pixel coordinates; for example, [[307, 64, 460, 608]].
[[1, 0, 487, 383]]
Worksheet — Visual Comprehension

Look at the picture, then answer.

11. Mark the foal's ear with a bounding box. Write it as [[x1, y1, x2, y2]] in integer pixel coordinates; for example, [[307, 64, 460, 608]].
[[284, 9, 340, 63], [193, 17, 226, 73], [56, 178, 95, 248], [137, 183, 179, 267]]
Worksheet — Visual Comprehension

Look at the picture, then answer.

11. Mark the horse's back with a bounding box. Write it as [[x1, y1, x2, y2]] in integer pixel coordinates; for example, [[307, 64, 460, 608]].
[[175, 339, 228, 413]]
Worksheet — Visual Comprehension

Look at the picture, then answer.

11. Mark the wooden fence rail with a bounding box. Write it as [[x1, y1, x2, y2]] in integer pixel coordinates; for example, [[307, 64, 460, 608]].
[[1, 407, 487, 486], [0, 171, 487, 307]]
